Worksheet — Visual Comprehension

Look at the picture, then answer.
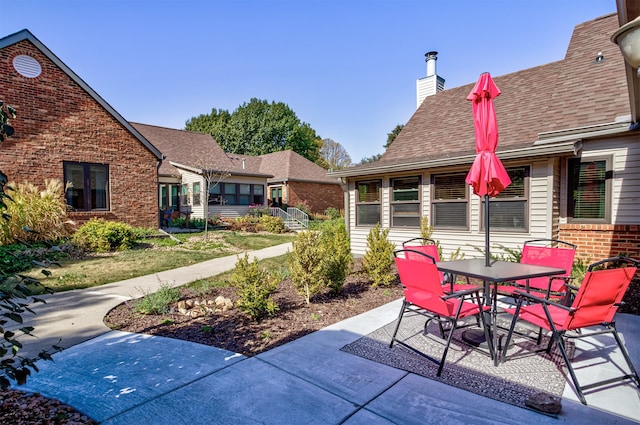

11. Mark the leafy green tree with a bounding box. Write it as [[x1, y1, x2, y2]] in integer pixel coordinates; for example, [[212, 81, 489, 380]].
[[185, 98, 321, 162], [358, 153, 382, 164], [318, 138, 352, 170], [384, 124, 404, 149]]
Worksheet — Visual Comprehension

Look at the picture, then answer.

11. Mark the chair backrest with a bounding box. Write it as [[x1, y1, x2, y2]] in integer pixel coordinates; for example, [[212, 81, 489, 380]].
[[402, 238, 440, 261], [394, 249, 452, 315], [401, 238, 445, 281], [564, 257, 638, 330], [518, 239, 576, 291]]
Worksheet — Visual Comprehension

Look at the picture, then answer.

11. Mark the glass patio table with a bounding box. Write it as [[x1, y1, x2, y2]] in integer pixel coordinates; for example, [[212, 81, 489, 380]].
[[436, 258, 566, 366]]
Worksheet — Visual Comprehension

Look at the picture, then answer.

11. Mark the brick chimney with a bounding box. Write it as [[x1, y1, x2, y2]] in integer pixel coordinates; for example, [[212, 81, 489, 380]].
[[416, 51, 445, 109]]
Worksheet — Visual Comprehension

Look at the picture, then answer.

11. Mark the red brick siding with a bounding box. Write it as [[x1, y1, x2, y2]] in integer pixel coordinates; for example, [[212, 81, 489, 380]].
[[559, 224, 640, 261], [0, 40, 159, 228], [286, 181, 343, 213]]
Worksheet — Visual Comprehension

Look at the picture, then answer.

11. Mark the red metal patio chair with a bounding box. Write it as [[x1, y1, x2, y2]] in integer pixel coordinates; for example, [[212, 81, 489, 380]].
[[402, 238, 478, 294], [497, 239, 577, 303], [500, 256, 640, 405], [391, 249, 490, 376]]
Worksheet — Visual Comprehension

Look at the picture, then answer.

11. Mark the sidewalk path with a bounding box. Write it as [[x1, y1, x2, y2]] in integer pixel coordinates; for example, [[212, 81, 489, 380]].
[[17, 242, 292, 359]]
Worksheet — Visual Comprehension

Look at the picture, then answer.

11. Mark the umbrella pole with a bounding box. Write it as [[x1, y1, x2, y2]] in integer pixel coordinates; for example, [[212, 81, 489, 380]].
[[485, 194, 490, 267]]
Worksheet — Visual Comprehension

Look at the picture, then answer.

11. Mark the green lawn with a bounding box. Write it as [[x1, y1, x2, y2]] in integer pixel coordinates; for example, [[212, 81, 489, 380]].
[[27, 231, 295, 292]]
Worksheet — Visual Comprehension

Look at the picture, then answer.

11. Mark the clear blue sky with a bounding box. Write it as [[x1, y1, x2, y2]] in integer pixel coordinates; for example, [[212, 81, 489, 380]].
[[2, 0, 616, 163]]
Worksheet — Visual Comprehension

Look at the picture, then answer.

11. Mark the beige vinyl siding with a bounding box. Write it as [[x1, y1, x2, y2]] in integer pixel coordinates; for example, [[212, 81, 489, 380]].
[[348, 179, 369, 255], [562, 136, 640, 225], [344, 145, 640, 259], [528, 159, 554, 238], [178, 170, 205, 219], [347, 162, 564, 259]]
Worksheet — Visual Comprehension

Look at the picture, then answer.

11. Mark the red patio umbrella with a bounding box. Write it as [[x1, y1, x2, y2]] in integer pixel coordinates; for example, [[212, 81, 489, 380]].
[[466, 73, 511, 267]]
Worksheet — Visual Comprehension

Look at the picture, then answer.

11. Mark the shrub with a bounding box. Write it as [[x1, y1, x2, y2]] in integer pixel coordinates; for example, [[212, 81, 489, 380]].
[[0, 171, 60, 389], [362, 223, 396, 287], [318, 219, 352, 294], [323, 207, 342, 220], [0, 180, 71, 245], [248, 205, 272, 217], [133, 282, 181, 315], [259, 215, 285, 234], [72, 218, 136, 253], [231, 253, 279, 321], [288, 230, 326, 304]]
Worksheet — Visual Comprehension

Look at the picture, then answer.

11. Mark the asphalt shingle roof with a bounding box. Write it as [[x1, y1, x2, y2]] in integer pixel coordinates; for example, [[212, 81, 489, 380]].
[[132, 124, 337, 184], [351, 13, 629, 173], [258, 150, 340, 184], [131, 123, 271, 178]]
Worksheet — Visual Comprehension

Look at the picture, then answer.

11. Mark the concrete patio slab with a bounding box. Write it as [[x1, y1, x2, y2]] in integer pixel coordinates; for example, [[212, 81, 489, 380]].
[[101, 357, 359, 425], [19, 331, 245, 423]]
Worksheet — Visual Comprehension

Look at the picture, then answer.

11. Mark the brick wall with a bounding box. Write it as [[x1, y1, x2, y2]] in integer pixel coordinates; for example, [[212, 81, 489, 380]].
[[287, 181, 343, 213], [559, 223, 640, 261], [0, 39, 159, 229]]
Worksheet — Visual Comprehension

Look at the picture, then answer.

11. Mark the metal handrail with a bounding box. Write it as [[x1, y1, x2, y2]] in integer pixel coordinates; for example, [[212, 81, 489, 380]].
[[286, 207, 309, 228], [269, 207, 308, 229]]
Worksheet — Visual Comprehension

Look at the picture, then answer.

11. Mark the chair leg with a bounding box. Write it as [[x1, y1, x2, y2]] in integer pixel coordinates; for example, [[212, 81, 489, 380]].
[[611, 324, 640, 388], [554, 331, 587, 404], [437, 318, 457, 377], [501, 302, 523, 361], [389, 301, 408, 349]]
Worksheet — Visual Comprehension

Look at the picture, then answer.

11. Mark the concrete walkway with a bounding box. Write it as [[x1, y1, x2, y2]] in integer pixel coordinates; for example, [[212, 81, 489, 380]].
[[14, 243, 640, 424], [16, 242, 293, 359]]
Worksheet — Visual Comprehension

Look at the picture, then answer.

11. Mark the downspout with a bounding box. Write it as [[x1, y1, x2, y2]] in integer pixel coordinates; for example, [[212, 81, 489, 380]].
[[340, 177, 350, 237], [156, 156, 164, 228]]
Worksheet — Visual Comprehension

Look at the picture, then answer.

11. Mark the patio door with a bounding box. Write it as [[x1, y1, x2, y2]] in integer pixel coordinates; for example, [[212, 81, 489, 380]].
[[270, 186, 283, 208], [159, 184, 180, 224]]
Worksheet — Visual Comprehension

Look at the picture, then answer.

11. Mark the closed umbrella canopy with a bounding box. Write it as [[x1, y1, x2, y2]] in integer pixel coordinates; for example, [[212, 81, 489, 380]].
[[465, 73, 511, 266]]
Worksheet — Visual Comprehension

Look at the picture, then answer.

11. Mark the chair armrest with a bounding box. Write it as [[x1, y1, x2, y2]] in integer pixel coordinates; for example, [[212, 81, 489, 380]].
[[442, 286, 483, 300], [513, 289, 574, 312]]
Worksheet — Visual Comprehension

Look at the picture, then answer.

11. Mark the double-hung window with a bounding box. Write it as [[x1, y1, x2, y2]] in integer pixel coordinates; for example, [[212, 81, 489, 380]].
[[193, 182, 201, 206], [481, 166, 529, 231], [179, 184, 189, 206], [64, 161, 109, 211], [356, 180, 381, 226], [209, 183, 265, 206], [431, 173, 467, 229], [567, 157, 611, 222], [391, 176, 421, 227]]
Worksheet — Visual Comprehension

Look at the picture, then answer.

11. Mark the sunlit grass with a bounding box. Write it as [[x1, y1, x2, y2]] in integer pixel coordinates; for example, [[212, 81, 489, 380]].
[[26, 232, 295, 293]]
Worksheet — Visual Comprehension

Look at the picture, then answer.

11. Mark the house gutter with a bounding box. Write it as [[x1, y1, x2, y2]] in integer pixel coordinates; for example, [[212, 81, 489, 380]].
[[535, 119, 631, 145], [169, 161, 273, 178], [328, 141, 582, 178]]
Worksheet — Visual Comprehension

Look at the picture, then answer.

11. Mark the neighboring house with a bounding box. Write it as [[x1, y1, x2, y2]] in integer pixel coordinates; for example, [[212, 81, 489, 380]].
[[134, 123, 344, 221], [132, 123, 272, 221], [257, 149, 343, 213], [330, 13, 640, 261], [0, 29, 163, 229]]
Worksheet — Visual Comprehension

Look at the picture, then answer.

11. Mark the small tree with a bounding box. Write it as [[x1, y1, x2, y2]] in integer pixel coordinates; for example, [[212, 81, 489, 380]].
[[319, 219, 352, 294], [288, 230, 326, 304], [231, 253, 279, 321], [192, 159, 230, 238], [362, 223, 396, 287]]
